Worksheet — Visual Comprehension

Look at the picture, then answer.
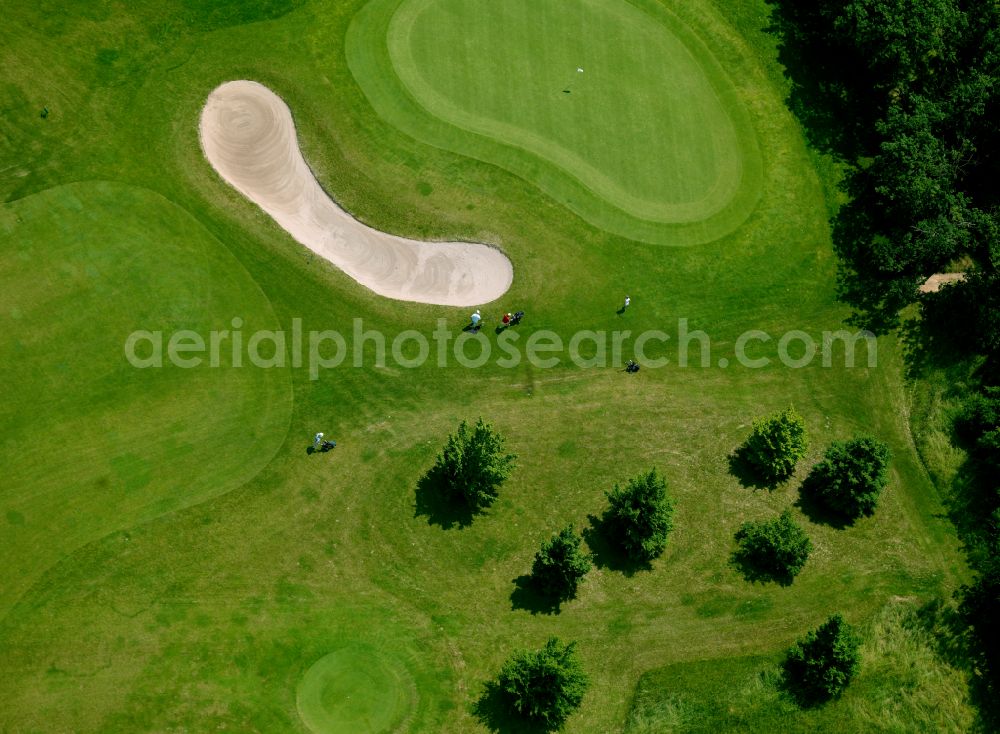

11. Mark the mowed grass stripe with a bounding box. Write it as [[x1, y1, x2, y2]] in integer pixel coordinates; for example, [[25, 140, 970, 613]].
[[0, 181, 292, 619], [394, 0, 739, 212], [348, 0, 762, 245]]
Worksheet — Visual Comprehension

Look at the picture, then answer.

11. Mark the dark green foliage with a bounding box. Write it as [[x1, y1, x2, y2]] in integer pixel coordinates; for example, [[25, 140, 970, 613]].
[[832, 0, 966, 97], [603, 469, 675, 562], [495, 637, 588, 729], [530, 525, 592, 602], [739, 407, 808, 484], [431, 418, 516, 513], [771, 0, 1000, 698], [784, 613, 862, 703], [734, 510, 812, 583], [921, 263, 1000, 361], [958, 559, 1000, 692], [832, 96, 976, 329], [957, 386, 1000, 461], [803, 436, 892, 520], [768, 0, 1000, 335]]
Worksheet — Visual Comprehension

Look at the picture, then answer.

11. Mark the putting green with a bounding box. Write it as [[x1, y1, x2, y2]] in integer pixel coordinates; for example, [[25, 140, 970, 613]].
[[347, 0, 762, 245], [0, 181, 291, 618], [297, 646, 415, 734]]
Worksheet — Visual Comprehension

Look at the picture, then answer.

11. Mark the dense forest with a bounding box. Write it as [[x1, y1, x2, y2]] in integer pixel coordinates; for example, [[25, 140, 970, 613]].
[[766, 0, 1000, 714]]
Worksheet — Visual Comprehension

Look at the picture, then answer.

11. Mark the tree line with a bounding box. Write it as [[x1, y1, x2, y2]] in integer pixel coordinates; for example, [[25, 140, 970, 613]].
[[768, 0, 1000, 711]]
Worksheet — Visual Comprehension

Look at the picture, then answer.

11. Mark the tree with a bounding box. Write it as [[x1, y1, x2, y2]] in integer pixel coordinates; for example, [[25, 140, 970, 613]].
[[430, 418, 516, 513], [766, 0, 998, 335], [530, 525, 592, 602], [733, 510, 812, 583], [495, 637, 588, 730], [803, 436, 892, 520], [739, 407, 808, 484], [783, 613, 862, 703], [958, 559, 1000, 692], [602, 469, 675, 563], [832, 0, 966, 100]]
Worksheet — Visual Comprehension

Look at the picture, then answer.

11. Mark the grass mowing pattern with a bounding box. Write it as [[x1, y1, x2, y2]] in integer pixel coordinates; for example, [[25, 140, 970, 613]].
[[349, 0, 762, 245], [297, 645, 415, 733], [0, 0, 970, 730], [0, 181, 292, 619]]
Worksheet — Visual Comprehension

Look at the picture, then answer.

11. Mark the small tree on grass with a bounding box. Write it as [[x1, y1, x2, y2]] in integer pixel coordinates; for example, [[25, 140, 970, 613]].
[[739, 407, 808, 483], [603, 469, 675, 563], [733, 510, 812, 583], [432, 418, 516, 513], [530, 525, 592, 602], [495, 637, 588, 730], [783, 613, 861, 703], [803, 436, 892, 520]]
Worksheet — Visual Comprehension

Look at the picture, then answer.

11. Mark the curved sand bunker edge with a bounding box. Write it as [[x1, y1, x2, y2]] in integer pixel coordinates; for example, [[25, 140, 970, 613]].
[[199, 80, 513, 307], [919, 273, 965, 294]]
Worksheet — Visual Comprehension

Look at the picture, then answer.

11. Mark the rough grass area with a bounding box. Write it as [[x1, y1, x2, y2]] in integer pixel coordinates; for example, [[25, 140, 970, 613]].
[[625, 600, 975, 733]]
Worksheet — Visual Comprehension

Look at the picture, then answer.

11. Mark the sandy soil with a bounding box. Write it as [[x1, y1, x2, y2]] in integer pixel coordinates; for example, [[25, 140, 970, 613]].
[[919, 273, 965, 293], [199, 81, 513, 306]]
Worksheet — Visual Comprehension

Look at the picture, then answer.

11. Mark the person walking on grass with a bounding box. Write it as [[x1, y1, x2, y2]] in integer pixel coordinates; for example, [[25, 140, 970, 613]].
[[502, 312, 511, 326], [623, 295, 631, 311], [470, 310, 481, 328]]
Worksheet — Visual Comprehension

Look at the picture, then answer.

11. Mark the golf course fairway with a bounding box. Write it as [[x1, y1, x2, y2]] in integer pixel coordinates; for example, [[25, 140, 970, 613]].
[[0, 181, 292, 621], [0, 0, 973, 731]]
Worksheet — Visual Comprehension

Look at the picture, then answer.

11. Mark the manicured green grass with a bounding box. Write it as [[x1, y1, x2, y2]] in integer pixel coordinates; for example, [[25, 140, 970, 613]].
[[0, 181, 291, 620], [0, 0, 970, 731], [297, 645, 416, 733], [349, 0, 762, 245]]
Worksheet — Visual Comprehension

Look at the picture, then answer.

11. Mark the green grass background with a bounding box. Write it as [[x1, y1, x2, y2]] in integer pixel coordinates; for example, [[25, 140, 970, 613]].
[[0, 0, 973, 731]]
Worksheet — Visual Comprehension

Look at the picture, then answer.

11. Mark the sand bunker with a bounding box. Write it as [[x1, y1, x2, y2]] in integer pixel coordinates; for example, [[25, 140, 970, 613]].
[[919, 273, 965, 294], [200, 81, 513, 306]]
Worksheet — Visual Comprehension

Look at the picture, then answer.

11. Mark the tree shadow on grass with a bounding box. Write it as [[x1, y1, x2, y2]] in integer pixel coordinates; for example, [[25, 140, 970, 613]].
[[764, 0, 879, 160], [413, 466, 474, 529], [793, 483, 854, 530], [918, 596, 1000, 731], [778, 668, 836, 709], [509, 575, 561, 615], [472, 682, 552, 734], [727, 447, 777, 490], [899, 308, 976, 381], [582, 514, 652, 577], [730, 549, 796, 587]]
